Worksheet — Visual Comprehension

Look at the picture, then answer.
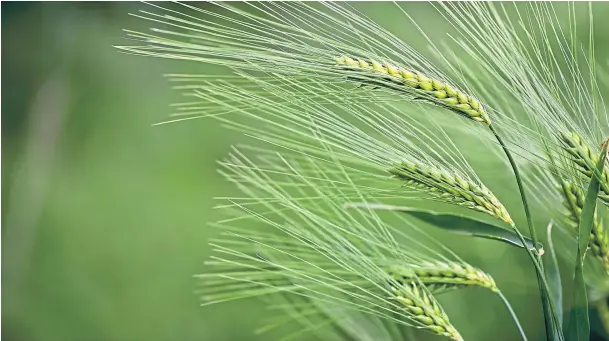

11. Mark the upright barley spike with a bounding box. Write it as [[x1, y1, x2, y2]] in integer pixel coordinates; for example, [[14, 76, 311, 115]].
[[393, 283, 463, 341], [387, 260, 498, 293], [560, 182, 609, 273], [335, 56, 491, 125], [389, 161, 513, 224], [559, 131, 609, 205]]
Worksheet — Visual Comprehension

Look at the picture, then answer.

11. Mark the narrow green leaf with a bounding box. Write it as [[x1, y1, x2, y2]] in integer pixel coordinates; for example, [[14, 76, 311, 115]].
[[344, 203, 541, 252], [567, 140, 608, 341], [545, 220, 563, 328]]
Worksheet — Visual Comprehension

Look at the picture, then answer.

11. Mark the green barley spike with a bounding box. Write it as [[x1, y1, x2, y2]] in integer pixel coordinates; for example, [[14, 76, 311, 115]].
[[387, 260, 498, 293], [559, 131, 609, 206], [560, 182, 609, 273], [389, 161, 513, 224], [335, 56, 491, 125], [392, 283, 463, 341]]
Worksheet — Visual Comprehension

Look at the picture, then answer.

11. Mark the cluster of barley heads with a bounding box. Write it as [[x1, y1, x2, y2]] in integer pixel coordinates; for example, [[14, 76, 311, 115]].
[[119, 2, 609, 341]]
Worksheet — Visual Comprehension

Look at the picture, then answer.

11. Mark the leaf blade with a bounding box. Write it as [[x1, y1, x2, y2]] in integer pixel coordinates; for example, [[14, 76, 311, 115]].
[[567, 139, 608, 341], [344, 203, 541, 252]]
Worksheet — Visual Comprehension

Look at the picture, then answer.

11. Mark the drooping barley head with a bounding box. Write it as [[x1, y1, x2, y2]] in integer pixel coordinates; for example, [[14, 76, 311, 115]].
[[560, 182, 609, 273], [389, 161, 512, 224], [392, 283, 463, 341], [335, 56, 491, 126], [559, 131, 609, 206], [387, 260, 498, 293]]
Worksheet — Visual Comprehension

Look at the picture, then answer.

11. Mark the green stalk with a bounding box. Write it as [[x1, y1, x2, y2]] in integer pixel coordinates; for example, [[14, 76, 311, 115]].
[[489, 124, 563, 341], [489, 124, 537, 243], [499, 290, 528, 341]]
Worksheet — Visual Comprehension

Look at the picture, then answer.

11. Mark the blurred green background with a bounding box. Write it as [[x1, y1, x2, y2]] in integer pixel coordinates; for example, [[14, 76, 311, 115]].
[[2, 2, 609, 341], [2, 3, 257, 341]]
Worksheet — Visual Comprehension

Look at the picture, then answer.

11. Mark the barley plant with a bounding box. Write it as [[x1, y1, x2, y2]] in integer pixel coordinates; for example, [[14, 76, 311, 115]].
[[118, 2, 609, 341]]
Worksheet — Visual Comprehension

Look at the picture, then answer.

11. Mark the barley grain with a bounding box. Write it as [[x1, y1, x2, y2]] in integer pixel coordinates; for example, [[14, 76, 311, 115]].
[[387, 260, 498, 293], [389, 161, 512, 224], [560, 182, 609, 273], [559, 131, 609, 205], [335, 56, 491, 125], [392, 283, 463, 341]]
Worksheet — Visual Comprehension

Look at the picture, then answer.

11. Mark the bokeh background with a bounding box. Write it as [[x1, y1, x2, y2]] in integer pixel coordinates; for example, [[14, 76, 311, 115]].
[[2, 2, 609, 341]]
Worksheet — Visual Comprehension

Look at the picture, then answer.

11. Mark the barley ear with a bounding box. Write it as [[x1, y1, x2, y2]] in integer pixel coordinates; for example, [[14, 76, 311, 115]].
[[335, 56, 491, 125], [387, 260, 498, 293], [560, 182, 609, 273], [392, 283, 463, 341], [559, 131, 609, 206], [389, 161, 513, 224]]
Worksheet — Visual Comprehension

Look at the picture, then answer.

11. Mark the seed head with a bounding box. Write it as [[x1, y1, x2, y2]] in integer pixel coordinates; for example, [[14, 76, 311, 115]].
[[389, 161, 513, 224], [392, 283, 463, 341], [335, 55, 491, 125], [559, 131, 609, 206], [387, 260, 498, 293], [560, 182, 609, 273]]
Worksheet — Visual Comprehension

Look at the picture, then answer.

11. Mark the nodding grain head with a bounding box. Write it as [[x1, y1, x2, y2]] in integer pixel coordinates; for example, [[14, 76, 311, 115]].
[[559, 131, 609, 206], [560, 182, 609, 273], [335, 56, 491, 126], [389, 161, 513, 224], [387, 260, 498, 293], [392, 283, 463, 341]]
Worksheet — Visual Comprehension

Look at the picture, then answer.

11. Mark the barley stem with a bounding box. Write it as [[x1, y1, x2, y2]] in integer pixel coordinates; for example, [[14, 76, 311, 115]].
[[489, 125, 537, 243], [489, 124, 562, 341], [499, 290, 528, 341]]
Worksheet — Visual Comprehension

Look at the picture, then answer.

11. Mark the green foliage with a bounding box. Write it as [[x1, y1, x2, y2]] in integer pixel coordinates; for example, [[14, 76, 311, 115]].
[[560, 182, 609, 273], [567, 141, 608, 341], [345, 203, 537, 251]]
